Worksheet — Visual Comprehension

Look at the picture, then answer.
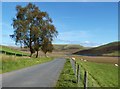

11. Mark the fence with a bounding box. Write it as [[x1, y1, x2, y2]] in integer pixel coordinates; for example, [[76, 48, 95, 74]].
[[70, 58, 87, 89], [0, 50, 27, 56]]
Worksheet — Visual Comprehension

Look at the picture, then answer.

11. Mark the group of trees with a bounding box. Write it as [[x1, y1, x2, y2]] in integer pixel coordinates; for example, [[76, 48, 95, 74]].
[[10, 3, 58, 58]]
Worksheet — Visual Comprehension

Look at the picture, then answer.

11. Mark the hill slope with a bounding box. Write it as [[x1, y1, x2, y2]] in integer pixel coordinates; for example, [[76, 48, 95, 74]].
[[53, 44, 85, 53], [0, 45, 28, 56], [73, 41, 120, 57], [53, 44, 84, 50]]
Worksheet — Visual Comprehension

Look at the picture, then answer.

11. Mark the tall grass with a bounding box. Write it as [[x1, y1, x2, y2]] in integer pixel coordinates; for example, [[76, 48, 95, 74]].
[[1, 54, 53, 73]]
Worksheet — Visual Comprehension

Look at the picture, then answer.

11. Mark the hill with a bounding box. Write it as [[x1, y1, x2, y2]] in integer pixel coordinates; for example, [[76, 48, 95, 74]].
[[53, 44, 85, 53], [73, 41, 120, 57], [0, 44, 85, 57], [0, 45, 28, 56]]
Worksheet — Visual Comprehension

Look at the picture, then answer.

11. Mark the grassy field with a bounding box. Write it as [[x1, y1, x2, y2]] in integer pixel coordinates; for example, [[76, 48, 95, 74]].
[[56, 59, 77, 87], [0, 45, 29, 56], [71, 55, 118, 64], [75, 59, 118, 87], [56, 57, 118, 87], [103, 51, 120, 57], [0, 54, 54, 73]]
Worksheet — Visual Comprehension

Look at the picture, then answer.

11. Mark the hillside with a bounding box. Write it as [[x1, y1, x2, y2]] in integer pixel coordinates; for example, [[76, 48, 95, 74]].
[[0, 45, 28, 56], [0, 44, 85, 57], [53, 44, 85, 53], [73, 41, 120, 57]]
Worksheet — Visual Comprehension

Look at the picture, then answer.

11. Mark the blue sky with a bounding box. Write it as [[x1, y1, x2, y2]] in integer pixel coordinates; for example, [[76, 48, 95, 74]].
[[1, 2, 118, 47]]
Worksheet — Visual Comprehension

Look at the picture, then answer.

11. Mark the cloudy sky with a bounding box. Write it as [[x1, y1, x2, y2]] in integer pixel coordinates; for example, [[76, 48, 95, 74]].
[[1, 2, 118, 47]]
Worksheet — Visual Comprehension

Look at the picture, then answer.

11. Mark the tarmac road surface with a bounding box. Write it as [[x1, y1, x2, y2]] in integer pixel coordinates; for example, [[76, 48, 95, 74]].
[[2, 58, 66, 87]]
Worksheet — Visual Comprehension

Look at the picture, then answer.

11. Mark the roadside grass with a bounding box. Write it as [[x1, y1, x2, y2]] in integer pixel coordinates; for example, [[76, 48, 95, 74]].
[[0, 54, 54, 73], [56, 59, 77, 87], [76, 59, 118, 87]]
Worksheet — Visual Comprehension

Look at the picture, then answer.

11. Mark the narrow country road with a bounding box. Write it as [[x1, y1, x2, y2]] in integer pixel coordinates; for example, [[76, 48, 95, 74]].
[[2, 58, 66, 87]]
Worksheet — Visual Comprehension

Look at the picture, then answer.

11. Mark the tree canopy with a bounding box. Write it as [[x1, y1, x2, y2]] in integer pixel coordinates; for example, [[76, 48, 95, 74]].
[[10, 3, 58, 58]]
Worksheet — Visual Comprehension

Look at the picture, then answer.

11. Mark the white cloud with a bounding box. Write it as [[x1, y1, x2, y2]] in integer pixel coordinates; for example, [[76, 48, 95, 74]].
[[84, 41, 90, 44], [80, 41, 102, 47]]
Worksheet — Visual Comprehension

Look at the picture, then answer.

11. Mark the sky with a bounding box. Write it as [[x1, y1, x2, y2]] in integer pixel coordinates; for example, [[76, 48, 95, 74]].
[[1, 2, 118, 47], [1, 0, 120, 2]]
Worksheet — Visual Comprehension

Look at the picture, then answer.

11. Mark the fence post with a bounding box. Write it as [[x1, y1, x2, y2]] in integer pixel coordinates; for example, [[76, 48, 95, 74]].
[[77, 64, 80, 84], [75, 61, 77, 79], [84, 70, 87, 89], [5, 51, 6, 55]]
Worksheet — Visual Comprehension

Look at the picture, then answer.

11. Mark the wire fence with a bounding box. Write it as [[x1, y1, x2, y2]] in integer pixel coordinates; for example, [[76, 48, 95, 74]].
[[70, 58, 87, 89]]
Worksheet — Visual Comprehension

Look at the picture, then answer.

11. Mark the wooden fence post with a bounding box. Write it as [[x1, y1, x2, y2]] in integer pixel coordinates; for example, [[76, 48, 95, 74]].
[[70, 59, 76, 76], [5, 51, 6, 55], [84, 70, 87, 89], [77, 64, 80, 84], [75, 61, 77, 77]]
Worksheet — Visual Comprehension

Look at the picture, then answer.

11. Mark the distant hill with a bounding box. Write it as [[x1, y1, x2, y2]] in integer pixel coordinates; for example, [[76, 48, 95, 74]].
[[53, 44, 85, 53], [0, 44, 85, 56], [73, 41, 120, 57], [54, 44, 84, 50]]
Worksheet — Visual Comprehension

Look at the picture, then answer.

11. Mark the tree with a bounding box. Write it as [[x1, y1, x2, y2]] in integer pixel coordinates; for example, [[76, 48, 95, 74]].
[[33, 12, 57, 58], [41, 38, 54, 57], [10, 3, 58, 58]]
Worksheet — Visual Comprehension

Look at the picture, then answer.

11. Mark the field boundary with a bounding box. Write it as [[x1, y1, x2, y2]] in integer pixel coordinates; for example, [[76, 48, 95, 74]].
[[70, 57, 118, 87]]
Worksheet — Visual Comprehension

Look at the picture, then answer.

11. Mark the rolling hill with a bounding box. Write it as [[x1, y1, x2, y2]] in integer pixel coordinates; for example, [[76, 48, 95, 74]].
[[53, 44, 85, 53], [73, 41, 120, 57], [53, 44, 84, 50], [0, 44, 85, 56]]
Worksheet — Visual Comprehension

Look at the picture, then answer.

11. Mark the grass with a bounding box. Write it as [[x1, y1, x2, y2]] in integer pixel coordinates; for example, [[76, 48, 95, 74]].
[[0, 54, 54, 73], [103, 51, 120, 57], [56, 59, 77, 87], [55, 58, 118, 87], [76, 59, 118, 87], [0, 45, 29, 56]]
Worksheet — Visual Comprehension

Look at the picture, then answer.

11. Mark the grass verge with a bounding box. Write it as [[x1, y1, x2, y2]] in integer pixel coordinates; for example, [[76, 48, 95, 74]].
[[56, 59, 77, 87], [0, 54, 54, 73]]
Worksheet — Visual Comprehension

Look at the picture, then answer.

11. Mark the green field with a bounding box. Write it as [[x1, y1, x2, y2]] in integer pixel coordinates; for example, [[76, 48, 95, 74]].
[[56, 58, 118, 87], [0, 54, 54, 73], [76, 59, 118, 87], [56, 59, 77, 87], [0, 45, 29, 56]]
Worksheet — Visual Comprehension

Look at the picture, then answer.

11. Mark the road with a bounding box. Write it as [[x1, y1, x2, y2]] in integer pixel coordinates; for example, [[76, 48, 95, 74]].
[[2, 58, 66, 87]]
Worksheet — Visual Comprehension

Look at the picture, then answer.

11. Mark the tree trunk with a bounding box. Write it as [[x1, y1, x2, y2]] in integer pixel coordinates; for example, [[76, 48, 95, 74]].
[[36, 51, 39, 58], [30, 52, 33, 57], [45, 53, 47, 57]]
